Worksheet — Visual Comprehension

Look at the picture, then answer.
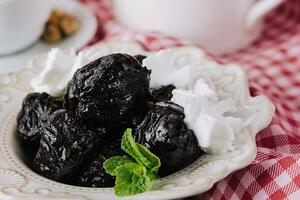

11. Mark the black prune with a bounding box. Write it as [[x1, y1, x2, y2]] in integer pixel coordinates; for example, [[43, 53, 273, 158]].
[[150, 85, 175, 102], [17, 92, 62, 144], [75, 141, 123, 187], [64, 54, 151, 127], [134, 55, 147, 64], [133, 102, 202, 176], [76, 153, 116, 187], [32, 109, 106, 181]]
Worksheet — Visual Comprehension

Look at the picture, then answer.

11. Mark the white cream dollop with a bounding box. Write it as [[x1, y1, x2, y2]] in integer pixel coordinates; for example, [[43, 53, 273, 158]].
[[31, 48, 88, 96], [31, 42, 146, 97], [143, 49, 244, 154]]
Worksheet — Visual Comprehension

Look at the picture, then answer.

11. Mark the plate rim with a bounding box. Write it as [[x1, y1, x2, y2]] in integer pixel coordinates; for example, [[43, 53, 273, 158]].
[[0, 41, 275, 200]]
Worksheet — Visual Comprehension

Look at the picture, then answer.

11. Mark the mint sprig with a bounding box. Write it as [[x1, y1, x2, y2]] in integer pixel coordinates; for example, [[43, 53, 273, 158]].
[[103, 128, 161, 196]]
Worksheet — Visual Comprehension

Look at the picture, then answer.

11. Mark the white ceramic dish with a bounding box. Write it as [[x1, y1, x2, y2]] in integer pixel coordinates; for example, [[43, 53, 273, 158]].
[[0, 0, 51, 55], [0, 42, 275, 200], [0, 0, 97, 74]]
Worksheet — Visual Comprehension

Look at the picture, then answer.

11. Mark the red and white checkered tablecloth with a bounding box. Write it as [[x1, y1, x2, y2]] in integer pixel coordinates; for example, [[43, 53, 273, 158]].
[[80, 0, 300, 199]]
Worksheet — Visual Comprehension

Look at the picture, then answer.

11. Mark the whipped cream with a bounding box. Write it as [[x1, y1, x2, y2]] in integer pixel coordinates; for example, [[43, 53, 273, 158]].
[[143, 49, 244, 154], [31, 48, 88, 96], [31, 45, 248, 154], [31, 43, 145, 97]]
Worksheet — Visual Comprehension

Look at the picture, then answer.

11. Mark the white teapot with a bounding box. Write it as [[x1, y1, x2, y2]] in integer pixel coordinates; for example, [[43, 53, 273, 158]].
[[113, 0, 283, 55]]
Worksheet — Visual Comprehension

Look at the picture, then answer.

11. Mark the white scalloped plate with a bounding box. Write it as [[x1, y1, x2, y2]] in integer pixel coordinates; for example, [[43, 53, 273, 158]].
[[0, 42, 275, 200]]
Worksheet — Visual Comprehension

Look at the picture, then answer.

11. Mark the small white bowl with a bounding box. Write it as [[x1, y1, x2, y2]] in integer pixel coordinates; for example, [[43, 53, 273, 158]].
[[0, 0, 51, 55]]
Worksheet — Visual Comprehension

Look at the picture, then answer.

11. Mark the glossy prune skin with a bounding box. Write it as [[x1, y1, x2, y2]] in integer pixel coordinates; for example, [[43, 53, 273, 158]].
[[32, 109, 106, 181], [17, 92, 62, 144], [64, 53, 151, 127], [150, 85, 175, 102], [134, 55, 147, 64], [75, 141, 123, 187], [76, 153, 116, 187], [133, 102, 202, 176]]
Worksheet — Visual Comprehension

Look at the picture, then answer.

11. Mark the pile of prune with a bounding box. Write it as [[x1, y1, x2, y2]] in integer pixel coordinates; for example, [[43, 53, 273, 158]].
[[17, 53, 203, 188]]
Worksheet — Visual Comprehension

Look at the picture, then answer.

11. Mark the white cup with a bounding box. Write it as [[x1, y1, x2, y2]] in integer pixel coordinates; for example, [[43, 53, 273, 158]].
[[0, 0, 51, 55], [113, 0, 282, 55]]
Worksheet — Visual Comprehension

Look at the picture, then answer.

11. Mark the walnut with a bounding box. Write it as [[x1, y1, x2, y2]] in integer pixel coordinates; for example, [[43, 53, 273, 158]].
[[48, 10, 63, 26], [42, 9, 79, 43], [42, 23, 62, 43], [59, 14, 79, 36]]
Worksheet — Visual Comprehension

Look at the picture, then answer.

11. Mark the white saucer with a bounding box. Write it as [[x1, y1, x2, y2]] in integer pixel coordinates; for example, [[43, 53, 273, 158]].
[[0, 0, 97, 74]]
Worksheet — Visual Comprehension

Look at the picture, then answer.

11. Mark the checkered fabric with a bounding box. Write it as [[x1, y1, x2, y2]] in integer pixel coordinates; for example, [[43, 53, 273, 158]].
[[80, 0, 300, 199]]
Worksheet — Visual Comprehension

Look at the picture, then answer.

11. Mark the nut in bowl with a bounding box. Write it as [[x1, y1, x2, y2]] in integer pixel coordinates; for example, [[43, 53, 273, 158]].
[[42, 9, 80, 43], [0, 42, 275, 200]]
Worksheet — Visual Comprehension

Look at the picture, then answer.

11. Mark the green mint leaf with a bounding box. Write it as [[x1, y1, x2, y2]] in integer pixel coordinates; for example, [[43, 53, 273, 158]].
[[136, 143, 160, 175], [103, 128, 161, 197], [114, 163, 152, 197], [121, 128, 161, 174], [103, 155, 134, 176]]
